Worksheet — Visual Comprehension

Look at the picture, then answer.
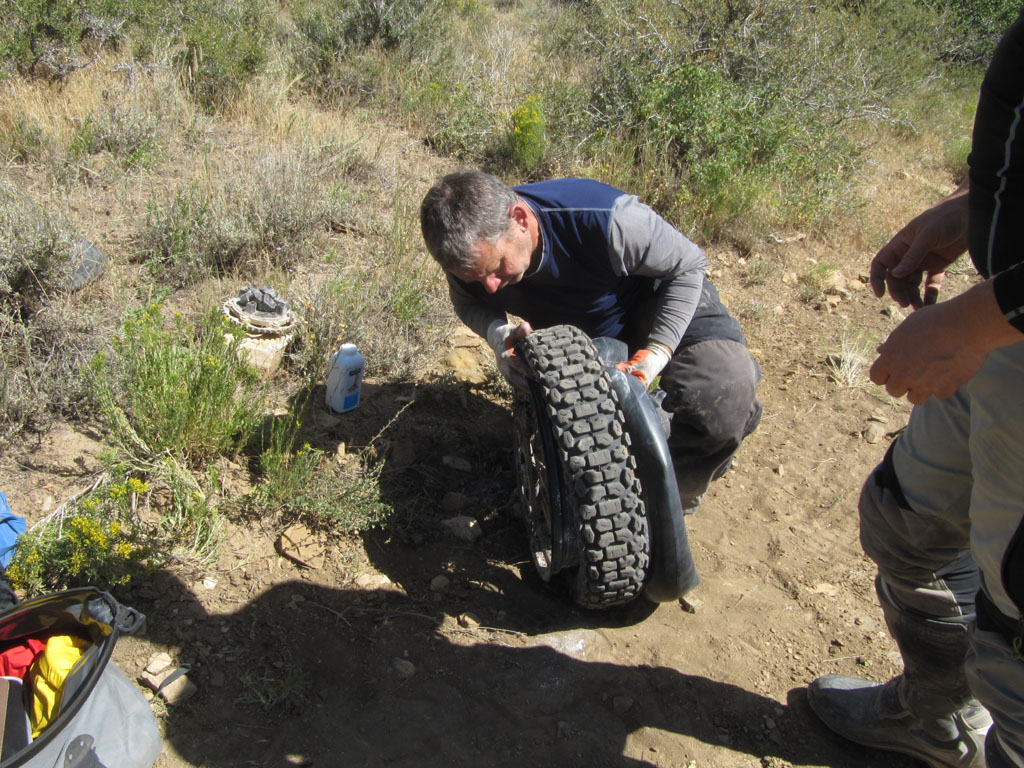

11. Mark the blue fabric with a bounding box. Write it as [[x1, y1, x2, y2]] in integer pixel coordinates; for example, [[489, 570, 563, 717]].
[[0, 492, 26, 569]]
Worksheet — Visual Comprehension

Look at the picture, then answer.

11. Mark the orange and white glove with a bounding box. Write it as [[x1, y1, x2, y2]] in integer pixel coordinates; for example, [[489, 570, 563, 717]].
[[486, 319, 532, 389], [615, 341, 672, 387]]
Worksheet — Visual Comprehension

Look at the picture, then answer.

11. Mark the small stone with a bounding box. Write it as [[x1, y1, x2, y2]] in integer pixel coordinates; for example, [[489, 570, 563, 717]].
[[442, 455, 472, 472], [678, 595, 704, 613], [145, 652, 173, 675], [612, 695, 634, 714], [557, 721, 571, 738], [446, 348, 488, 384], [458, 612, 481, 628], [139, 667, 196, 705], [430, 575, 451, 592], [355, 572, 391, 590], [774, 464, 785, 477], [443, 515, 482, 542], [315, 411, 340, 429], [863, 422, 887, 445], [393, 658, 417, 680], [284, 755, 313, 767], [823, 272, 851, 298]]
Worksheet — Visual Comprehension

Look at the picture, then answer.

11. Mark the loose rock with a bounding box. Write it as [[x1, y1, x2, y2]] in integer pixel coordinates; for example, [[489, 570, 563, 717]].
[[443, 515, 482, 542], [430, 575, 451, 592], [863, 422, 887, 445], [679, 595, 704, 613], [393, 658, 417, 680]]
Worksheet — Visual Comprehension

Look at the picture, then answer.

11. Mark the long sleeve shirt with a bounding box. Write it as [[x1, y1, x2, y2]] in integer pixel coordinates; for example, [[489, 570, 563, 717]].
[[448, 178, 741, 351]]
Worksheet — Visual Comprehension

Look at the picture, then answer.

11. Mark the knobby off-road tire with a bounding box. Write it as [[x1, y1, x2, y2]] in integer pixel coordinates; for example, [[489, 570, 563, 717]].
[[514, 325, 650, 609]]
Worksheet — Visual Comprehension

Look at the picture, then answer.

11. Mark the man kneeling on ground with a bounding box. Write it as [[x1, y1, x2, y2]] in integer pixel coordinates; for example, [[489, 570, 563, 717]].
[[420, 170, 762, 512]]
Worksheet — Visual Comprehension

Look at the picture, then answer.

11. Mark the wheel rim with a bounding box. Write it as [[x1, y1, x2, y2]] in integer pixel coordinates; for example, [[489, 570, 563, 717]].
[[513, 389, 563, 581]]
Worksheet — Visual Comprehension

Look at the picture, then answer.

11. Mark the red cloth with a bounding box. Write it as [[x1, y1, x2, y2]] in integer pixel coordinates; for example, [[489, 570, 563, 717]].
[[0, 638, 46, 680]]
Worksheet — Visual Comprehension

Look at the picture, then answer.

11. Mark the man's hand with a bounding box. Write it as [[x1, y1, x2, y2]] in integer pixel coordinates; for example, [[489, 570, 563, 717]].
[[616, 342, 673, 387], [869, 280, 1022, 403], [486, 319, 533, 389], [869, 183, 970, 309]]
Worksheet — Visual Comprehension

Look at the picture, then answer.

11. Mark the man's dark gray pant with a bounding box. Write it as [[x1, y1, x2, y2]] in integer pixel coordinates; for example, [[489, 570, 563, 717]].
[[658, 338, 762, 507]]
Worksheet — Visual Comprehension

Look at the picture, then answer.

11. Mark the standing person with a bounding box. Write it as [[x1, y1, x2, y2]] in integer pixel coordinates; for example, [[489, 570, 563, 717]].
[[808, 9, 1024, 768], [420, 171, 762, 513]]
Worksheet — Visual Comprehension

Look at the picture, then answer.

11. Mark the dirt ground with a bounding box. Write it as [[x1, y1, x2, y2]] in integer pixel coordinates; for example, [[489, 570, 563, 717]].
[[0, 136, 974, 767]]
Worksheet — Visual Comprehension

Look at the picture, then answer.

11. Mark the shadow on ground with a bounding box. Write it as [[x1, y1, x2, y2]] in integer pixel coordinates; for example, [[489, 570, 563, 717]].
[[124, 571, 884, 768], [115, 376, 913, 768]]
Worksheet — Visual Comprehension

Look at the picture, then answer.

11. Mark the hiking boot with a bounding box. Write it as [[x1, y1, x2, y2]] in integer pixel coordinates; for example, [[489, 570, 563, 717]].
[[808, 674, 991, 768]]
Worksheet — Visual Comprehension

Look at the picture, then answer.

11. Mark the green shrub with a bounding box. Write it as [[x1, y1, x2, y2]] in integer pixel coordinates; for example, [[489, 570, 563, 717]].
[[176, 0, 272, 109], [0, 0, 110, 78], [0, 183, 73, 306], [6, 475, 154, 593], [139, 149, 346, 285], [508, 94, 546, 172], [0, 185, 108, 441], [537, 0, 956, 238], [247, 401, 392, 533], [289, 0, 459, 103], [940, 0, 1022, 61], [88, 302, 265, 468], [68, 102, 160, 170]]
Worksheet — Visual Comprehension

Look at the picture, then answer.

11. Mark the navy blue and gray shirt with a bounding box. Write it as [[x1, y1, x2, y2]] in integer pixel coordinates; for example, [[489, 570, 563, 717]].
[[448, 178, 744, 352]]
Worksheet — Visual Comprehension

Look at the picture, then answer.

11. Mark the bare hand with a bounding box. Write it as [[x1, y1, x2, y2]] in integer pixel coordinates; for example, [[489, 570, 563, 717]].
[[869, 186, 969, 309], [869, 281, 1020, 403]]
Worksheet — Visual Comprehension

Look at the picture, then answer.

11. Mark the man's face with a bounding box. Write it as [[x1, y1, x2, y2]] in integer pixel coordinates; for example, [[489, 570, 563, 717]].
[[455, 231, 533, 294]]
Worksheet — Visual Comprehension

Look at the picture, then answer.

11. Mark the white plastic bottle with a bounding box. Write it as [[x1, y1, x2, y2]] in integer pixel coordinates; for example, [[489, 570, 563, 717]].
[[325, 343, 364, 413]]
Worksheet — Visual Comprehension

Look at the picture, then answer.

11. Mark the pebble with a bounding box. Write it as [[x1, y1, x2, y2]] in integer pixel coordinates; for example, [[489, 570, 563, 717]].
[[678, 595, 704, 613], [863, 422, 887, 444], [430, 575, 450, 592], [443, 515, 482, 542], [393, 658, 417, 680]]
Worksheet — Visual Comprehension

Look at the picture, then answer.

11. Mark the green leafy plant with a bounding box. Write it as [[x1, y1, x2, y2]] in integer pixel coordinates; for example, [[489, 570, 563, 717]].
[[68, 104, 160, 170], [88, 302, 264, 468], [176, 0, 272, 109], [139, 149, 345, 285], [508, 95, 546, 172], [248, 396, 392, 533], [6, 475, 155, 593]]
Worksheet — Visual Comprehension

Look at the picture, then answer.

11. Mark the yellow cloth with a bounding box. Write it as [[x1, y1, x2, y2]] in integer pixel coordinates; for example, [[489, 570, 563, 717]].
[[27, 635, 89, 737]]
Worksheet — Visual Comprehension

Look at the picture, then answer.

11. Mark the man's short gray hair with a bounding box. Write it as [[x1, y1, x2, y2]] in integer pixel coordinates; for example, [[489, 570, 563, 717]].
[[420, 170, 518, 272]]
